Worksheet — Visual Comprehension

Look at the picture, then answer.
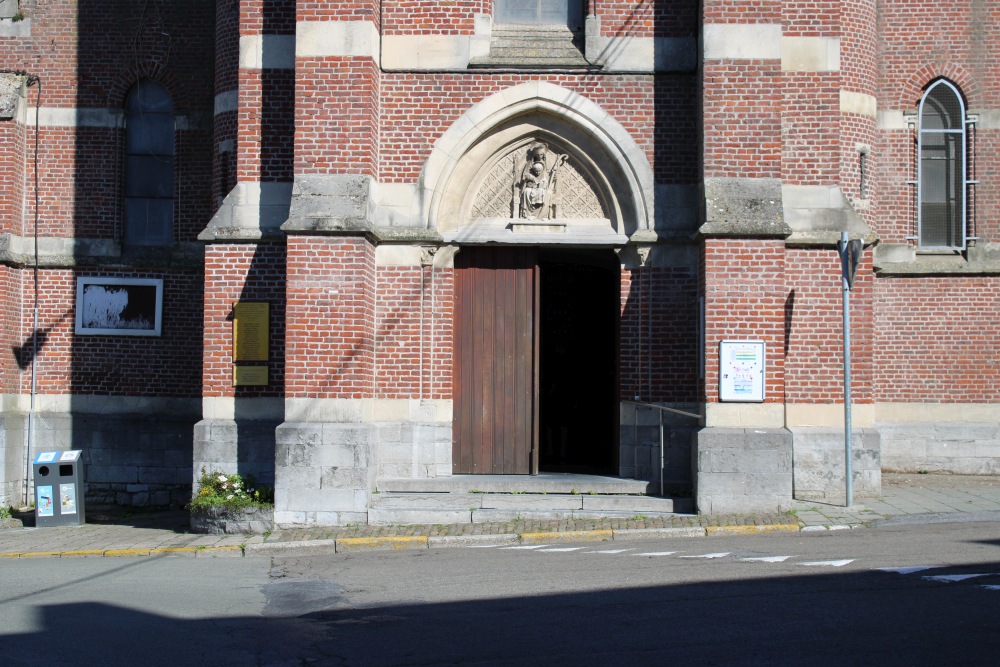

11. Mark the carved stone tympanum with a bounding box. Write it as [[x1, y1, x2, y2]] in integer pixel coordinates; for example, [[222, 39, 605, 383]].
[[469, 139, 607, 221]]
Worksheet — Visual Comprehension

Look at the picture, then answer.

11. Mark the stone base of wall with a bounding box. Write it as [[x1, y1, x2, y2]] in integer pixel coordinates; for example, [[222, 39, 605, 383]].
[[790, 427, 881, 501], [274, 421, 377, 526], [375, 421, 452, 479], [190, 505, 274, 535], [881, 422, 1000, 475], [693, 427, 793, 514], [46, 411, 196, 509], [0, 414, 26, 506], [193, 418, 278, 489], [1, 409, 196, 509]]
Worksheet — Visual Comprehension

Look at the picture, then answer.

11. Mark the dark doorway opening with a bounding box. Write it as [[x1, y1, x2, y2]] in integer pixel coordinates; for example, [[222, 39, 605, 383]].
[[538, 249, 619, 474]]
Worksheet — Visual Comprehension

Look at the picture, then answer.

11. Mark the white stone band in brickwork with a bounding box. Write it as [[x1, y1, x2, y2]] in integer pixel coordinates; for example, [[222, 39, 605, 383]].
[[240, 34, 295, 70], [284, 398, 452, 424], [4, 394, 200, 416], [703, 24, 781, 60], [840, 90, 877, 117], [214, 90, 238, 116], [781, 37, 840, 72], [202, 397, 284, 421], [296, 21, 381, 62], [705, 403, 785, 428]]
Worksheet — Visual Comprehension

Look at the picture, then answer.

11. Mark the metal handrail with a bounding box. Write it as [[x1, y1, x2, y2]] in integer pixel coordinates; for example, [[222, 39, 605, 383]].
[[623, 400, 702, 497]]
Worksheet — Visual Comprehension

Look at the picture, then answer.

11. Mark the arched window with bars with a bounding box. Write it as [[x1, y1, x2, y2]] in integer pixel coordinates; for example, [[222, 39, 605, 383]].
[[917, 79, 969, 251]]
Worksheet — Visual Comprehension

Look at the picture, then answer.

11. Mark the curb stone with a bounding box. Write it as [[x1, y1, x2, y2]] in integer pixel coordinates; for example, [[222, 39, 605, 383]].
[[2, 522, 895, 559]]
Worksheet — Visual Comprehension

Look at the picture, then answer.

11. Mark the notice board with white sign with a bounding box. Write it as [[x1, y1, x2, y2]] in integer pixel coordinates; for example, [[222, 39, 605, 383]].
[[719, 340, 765, 402]]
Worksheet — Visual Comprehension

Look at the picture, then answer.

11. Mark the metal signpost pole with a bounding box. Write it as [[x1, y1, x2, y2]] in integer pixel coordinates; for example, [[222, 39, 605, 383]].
[[837, 232, 861, 508]]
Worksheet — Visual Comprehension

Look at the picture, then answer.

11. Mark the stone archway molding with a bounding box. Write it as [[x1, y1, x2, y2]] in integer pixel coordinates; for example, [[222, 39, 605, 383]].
[[420, 82, 655, 236]]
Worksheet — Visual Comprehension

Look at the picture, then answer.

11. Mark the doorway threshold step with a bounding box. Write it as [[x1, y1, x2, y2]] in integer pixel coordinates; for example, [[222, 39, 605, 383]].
[[367, 492, 694, 525], [367, 506, 692, 526], [371, 492, 690, 513], [377, 473, 655, 495]]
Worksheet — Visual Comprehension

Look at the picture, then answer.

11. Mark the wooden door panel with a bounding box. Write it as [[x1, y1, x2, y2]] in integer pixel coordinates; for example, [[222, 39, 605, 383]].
[[454, 247, 536, 474]]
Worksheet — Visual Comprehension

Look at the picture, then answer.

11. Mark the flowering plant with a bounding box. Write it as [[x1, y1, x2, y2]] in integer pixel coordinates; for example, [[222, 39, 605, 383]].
[[188, 468, 274, 513]]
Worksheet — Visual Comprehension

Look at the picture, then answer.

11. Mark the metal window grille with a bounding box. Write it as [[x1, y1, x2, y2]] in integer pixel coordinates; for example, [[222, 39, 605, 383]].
[[917, 80, 967, 251], [124, 80, 174, 247]]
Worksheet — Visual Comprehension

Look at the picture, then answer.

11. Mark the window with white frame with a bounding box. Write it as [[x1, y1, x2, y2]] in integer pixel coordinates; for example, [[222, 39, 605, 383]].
[[125, 80, 174, 246], [495, 0, 585, 31], [917, 79, 968, 251]]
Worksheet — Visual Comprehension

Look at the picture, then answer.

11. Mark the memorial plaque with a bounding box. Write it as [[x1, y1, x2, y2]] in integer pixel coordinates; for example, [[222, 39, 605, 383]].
[[233, 365, 269, 386], [233, 301, 269, 361]]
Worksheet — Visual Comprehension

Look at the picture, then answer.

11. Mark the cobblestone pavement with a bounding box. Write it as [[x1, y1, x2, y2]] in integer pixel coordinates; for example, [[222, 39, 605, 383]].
[[1, 473, 999, 557]]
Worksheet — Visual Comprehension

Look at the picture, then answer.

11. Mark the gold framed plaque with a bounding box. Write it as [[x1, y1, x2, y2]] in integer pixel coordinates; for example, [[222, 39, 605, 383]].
[[233, 365, 269, 386], [233, 302, 269, 362]]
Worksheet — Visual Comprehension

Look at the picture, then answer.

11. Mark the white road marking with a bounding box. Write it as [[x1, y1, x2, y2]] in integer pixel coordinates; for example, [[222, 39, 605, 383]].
[[680, 552, 730, 559], [589, 549, 635, 554], [798, 559, 855, 567], [741, 555, 792, 563], [981, 585, 1000, 591], [503, 545, 551, 550], [876, 566, 941, 575], [632, 551, 678, 557], [923, 573, 994, 583], [538, 547, 586, 552]]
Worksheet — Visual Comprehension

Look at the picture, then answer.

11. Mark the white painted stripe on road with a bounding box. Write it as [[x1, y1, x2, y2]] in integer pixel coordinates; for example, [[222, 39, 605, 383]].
[[538, 547, 586, 552], [799, 559, 855, 567], [589, 549, 635, 554], [876, 566, 941, 575], [923, 573, 993, 583], [981, 585, 1000, 591], [742, 556, 792, 563], [632, 551, 678, 557], [680, 552, 730, 559], [503, 545, 551, 550]]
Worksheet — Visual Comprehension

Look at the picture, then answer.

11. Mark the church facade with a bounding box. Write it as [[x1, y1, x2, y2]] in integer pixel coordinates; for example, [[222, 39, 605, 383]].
[[1, 1, 998, 524]]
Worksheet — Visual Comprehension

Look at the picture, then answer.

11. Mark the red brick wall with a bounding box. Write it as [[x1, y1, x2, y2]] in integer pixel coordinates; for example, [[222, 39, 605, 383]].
[[295, 58, 380, 176], [874, 1, 999, 248], [298, 0, 380, 24], [875, 277, 1000, 403], [703, 61, 782, 178], [0, 266, 22, 395], [202, 243, 286, 399], [382, 0, 483, 35], [379, 74, 663, 182], [620, 266, 700, 403], [0, 119, 21, 235], [375, 265, 453, 400], [0, 269, 203, 397], [285, 236, 376, 399], [702, 239, 787, 404], [783, 248, 874, 404]]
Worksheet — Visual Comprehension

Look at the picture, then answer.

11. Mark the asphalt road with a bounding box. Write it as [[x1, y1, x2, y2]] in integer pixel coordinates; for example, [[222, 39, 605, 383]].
[[2, 520, 999, 665]]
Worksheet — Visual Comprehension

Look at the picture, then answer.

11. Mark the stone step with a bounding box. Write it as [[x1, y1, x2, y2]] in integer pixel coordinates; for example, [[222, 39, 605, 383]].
[[367, 505, 690, 526], [368, 488, 693, 525], [377, 473, 655, 495]]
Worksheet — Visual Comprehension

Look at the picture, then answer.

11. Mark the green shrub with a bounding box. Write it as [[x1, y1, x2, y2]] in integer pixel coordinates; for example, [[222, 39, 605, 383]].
[[188, 469, 274, 513]]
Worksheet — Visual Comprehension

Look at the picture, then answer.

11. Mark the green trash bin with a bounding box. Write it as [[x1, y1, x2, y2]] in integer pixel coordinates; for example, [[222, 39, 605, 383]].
[[33, 450, 86, 527]]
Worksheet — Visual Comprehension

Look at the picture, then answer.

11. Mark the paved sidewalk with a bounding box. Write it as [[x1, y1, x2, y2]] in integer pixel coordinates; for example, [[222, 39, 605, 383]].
[[2, 473, 999, 558]]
